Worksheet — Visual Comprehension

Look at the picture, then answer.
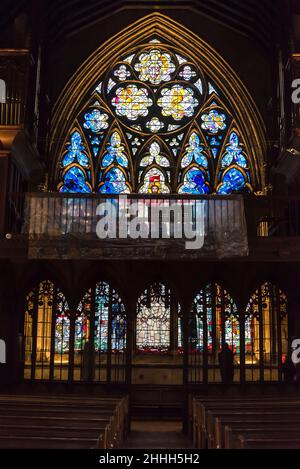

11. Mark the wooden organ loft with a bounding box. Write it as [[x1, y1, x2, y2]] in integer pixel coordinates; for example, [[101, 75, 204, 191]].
[[1, 0, 300, 422]]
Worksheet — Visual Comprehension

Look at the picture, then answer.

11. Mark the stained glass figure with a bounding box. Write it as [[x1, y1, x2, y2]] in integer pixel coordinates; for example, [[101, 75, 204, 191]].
[[178, 167, 210, 194], [178, 132, 210, 194], [60, 166, 92, 193], [55, 291, 70, 355], [58, 130, 92, 193], [102, 131, 129, 168], [136, 283, 171, 352], [139, 167, 170, 194], [217, 167, 246, 194], [99, 167, 130, 194], [217, 131, 251, 194]]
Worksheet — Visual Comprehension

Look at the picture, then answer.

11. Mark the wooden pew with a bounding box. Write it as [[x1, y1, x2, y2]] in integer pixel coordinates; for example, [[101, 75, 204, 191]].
[[0, 393, 129, 449], [192, 396, 300, 449], [0, 435, 100, 449], [225, 425, 300, 449], [236, 435, 300, 449]]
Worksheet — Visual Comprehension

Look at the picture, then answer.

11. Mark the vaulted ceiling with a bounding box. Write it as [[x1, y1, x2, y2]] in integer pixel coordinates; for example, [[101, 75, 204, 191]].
[[45, 0, 276, 49], [0, 0, 278, 50]]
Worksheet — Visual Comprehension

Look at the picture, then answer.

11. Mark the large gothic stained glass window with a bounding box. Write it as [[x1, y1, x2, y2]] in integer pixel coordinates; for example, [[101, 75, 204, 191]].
[[56, 39, 254, 194]]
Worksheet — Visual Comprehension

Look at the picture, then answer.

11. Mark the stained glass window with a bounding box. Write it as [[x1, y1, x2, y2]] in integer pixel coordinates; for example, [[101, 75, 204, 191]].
[[56, 39, 254, 194], [98, 130, 131, 194], [136, 283, 181, 353], [58, 130, 92, 193], [245, 283, 288, 382], [189, 283, 240, 383], [23, 280, 70, 381], [74, 281, 126, 382]]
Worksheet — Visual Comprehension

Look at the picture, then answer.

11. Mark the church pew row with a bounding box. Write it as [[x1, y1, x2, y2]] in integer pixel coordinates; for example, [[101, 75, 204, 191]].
[[0, 407, 115, 448], [0, 436, 100, 449], [191, 397, 284, 447], [207, 407, 300, 449], [236, 436, 300, 450], [224, 425, 300, 449], [0, 394, 129, 449], [189, 395, 295, 443], [192, 396, 300, 449]]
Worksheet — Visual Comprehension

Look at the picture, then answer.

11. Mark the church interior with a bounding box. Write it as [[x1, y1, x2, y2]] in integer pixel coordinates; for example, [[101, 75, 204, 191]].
[[1, 0, 300, 451]]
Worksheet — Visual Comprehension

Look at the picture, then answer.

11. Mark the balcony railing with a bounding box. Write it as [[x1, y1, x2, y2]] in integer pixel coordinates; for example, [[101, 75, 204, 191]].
[[11, 192, 248, 259], [5, 192, 300, 259]]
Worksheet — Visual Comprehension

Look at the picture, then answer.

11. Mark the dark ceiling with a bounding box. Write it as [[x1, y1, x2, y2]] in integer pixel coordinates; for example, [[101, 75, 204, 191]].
[[0, 0, 279, 50]]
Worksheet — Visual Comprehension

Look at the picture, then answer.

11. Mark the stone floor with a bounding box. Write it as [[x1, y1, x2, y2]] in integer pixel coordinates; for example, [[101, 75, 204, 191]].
[[122, 421, 193, 449]]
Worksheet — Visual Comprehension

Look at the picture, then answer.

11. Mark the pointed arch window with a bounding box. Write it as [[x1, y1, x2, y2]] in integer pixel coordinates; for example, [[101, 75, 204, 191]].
[[136, 283, 182, 353], [245, 282, 288, 382], [75, 281, 126, 382], [188, 283, 240, 383], [138, 141, 171, 193], [23, 280, 70, 381], [55, 36, 258, 194]]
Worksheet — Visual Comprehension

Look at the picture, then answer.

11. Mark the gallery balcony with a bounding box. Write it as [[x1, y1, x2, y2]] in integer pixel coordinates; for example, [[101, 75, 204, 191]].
[[2, 192, 300, 261]]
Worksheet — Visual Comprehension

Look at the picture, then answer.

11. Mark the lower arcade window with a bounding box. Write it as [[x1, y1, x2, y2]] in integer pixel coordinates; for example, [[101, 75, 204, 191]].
[[23, 280, 288, 383]]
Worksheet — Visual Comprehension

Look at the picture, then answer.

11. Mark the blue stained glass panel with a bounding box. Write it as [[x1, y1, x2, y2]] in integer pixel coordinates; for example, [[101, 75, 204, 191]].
[[99, 167, 130, 194], [83, 109, 109, 132], [221, 132, 247, 169], [55, 315, 70, 354], [179, 167, 210, 194], [217, 168, 246, 194], [62, 131, 89, 168], [181, 133, 208, 169], [60, 166, 91, 193], [102, 132, 129, 168]]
